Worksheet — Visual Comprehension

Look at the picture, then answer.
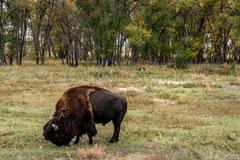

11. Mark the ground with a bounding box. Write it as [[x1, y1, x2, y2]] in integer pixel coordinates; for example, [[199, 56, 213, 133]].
[[0, 60, 240, 160]]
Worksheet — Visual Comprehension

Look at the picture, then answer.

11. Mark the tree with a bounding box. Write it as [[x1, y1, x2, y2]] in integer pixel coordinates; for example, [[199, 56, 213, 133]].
[[0, 0, 6, 65], [1, 0, 240, 66]]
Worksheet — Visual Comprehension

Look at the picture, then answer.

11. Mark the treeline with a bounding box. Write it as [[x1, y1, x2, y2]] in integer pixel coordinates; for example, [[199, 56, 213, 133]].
[[0, 0, 240, 66]]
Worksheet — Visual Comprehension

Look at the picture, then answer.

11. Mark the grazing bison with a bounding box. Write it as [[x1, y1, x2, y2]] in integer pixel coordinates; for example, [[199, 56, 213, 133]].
[[43, 86, 127, 146]]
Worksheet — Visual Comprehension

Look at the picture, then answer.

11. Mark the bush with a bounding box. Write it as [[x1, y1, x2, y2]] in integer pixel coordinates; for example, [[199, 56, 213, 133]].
[[168, 54, 189, 69]]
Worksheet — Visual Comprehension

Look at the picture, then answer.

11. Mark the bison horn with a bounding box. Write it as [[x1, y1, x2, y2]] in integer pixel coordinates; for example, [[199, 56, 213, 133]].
[[52, 124, 59, 131]]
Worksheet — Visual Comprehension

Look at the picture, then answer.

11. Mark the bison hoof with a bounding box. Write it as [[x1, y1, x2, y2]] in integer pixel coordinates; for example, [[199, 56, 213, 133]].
[[109, 139, 116, 143], [88, 140, 93, 145]]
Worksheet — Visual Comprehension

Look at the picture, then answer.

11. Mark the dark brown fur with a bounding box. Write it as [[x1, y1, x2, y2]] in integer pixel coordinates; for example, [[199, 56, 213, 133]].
[[43, 85, 127, 146], [43, 86, 103, 146]]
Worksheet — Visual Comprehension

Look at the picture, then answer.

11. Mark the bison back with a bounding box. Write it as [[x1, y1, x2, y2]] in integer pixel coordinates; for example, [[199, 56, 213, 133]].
[[89, 90, 127, 125]]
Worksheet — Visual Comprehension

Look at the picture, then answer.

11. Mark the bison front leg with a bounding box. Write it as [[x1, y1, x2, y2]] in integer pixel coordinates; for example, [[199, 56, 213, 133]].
[[83, 122, 97, 145], [74, 135, 81, 144], [87, 133, 93, 145]]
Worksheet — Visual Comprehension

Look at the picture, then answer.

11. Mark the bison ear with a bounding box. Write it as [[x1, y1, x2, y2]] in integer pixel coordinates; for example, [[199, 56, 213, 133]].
[[52, 123, 59, 131]]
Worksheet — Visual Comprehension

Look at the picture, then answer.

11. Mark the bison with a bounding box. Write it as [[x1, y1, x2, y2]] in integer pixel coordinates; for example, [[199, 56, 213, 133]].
[[43, 85, 127, 146]]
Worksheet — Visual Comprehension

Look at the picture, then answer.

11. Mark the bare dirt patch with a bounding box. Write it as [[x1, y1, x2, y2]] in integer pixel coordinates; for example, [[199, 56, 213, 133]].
[[117, 87, 144, 93], [157, 79, 223, 90], [116, 86, 175, 107], [152, 98, 174, 105]]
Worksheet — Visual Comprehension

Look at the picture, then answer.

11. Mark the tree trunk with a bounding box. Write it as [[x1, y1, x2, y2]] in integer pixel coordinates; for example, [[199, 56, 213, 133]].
[[15, 20, 20, 65], [33, 25, 40, 65], [18, 7, 28, 65], [0, 0, 5, 65], [131, 46, 137, 64], [49, 38, 57, 58], [196, 48, 204, 63]]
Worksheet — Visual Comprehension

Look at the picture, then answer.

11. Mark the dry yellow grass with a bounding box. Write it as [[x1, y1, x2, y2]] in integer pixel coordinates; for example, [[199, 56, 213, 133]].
[[0, 60, 240, 159], [144, 154, 170, 160], [74, 145, 105, 160]]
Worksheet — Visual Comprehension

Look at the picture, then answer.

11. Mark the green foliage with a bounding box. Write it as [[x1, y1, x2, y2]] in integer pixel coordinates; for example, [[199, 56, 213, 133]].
[[1, 0, 240, 65], [168, 43, 198, 69], [124, 24, 151, 47]]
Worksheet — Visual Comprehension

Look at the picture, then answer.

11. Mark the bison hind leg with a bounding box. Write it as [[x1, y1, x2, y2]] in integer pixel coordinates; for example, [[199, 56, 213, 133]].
[[109, 114, 124, 143], [74, 135, 81, 144]]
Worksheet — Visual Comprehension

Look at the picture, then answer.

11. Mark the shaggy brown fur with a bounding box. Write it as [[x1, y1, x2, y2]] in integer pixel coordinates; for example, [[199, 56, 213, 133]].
[[54, 86, 97, 120], [43, 85, 127, 146], [43, 86, 105, 146]]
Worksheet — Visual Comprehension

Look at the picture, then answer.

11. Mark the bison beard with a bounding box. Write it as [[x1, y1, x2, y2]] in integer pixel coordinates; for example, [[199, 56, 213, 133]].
[[43, 86, 127, 146]]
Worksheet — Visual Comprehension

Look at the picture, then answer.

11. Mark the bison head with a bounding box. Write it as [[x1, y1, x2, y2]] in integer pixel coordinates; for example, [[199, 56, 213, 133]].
[[43, 118, 74, 146], [43, 115, 98, 146]]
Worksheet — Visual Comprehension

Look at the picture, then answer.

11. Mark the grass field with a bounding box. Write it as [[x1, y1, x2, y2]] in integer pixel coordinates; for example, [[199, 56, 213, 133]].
[[0, 60, 240, 160]]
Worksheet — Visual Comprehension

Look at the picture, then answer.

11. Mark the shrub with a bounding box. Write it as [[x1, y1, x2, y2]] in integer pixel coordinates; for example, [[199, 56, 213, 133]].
[[168, 54, 189, 69], [74, 145, 105, 160]]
